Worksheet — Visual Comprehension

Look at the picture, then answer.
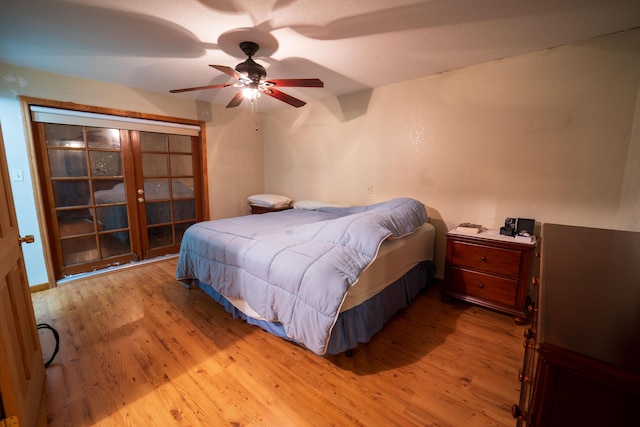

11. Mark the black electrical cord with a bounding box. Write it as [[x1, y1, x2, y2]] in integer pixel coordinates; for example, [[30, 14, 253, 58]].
[[37, 323, 60, 368]]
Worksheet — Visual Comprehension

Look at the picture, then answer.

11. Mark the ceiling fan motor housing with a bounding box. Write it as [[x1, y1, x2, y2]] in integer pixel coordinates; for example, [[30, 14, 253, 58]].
[[235, 58, 266, 83], [235, 41, 266, 83]]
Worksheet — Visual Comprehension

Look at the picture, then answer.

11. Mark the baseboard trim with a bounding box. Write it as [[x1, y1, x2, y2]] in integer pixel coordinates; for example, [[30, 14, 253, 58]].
[[29, 282, 51, 294]]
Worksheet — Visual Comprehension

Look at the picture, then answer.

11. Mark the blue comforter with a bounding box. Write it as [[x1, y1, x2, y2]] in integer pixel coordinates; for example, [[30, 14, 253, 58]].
[[175, 197, 428, 355]]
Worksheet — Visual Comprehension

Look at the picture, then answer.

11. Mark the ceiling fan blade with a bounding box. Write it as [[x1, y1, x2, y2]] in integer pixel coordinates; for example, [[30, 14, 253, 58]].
[[266, 78, 324, 88], [264, 88, 306, 108], [226, 92, 244, 108], [210, 64, 245, 81], [169, 83, 232, 93]]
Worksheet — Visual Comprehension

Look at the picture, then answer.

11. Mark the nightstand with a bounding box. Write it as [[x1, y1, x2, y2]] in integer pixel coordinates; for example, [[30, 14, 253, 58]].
[[443, 229, 537, 323], [249, 205, 292, 214]]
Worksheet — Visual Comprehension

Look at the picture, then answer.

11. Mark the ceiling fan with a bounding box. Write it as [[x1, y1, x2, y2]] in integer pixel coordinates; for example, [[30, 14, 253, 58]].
[[170, 41, 324, 108]]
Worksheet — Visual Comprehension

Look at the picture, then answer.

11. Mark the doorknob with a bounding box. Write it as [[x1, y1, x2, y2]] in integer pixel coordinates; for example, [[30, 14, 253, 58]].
[[137, 197, 145, 204], [18, 235, 35, 244]]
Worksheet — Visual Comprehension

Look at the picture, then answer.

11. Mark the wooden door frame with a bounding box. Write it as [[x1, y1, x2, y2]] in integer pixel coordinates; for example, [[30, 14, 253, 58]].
[[19, 96, 208, 287]]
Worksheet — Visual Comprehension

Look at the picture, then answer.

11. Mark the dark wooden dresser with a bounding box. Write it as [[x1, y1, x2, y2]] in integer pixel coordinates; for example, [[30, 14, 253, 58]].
[[512, 224, 640, 426], [443, 229, 537, 323]]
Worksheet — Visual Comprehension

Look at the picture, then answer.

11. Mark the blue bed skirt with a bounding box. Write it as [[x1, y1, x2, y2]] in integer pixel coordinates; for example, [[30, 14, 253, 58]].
[[191, 260, 435, 355]]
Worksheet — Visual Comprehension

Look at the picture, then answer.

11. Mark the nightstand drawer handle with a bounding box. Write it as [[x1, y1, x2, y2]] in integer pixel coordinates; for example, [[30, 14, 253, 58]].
[[480, 256, 487, 262]]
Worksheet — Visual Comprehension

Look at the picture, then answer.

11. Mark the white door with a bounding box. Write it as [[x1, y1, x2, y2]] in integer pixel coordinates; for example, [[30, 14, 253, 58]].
[[0, 124, 45, 426]]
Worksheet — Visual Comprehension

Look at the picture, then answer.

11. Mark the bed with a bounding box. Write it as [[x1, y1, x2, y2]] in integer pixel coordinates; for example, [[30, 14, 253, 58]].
[[175, 197, 436, 355]]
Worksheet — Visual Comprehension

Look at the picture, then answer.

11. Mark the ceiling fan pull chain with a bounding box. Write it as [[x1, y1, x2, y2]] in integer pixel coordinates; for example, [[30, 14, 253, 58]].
[[251, 98, 259, 131]]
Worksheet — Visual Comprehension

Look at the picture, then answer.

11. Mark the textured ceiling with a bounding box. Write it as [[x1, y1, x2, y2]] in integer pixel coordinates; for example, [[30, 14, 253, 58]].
[[2, 0, 640, 111]]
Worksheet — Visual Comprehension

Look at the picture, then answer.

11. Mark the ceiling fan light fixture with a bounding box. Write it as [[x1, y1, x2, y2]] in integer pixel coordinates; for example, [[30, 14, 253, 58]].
[[242, 87, 260, 100]]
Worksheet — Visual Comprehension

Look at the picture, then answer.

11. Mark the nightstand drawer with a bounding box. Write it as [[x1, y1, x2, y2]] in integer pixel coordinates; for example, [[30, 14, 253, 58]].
[[449, 267, 518, 307], [451, 240, 522, 277]]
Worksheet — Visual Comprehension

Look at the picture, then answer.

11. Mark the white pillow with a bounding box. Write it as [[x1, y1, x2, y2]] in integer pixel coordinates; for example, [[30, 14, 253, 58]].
[[247, 194, 292, 208], [293, 200, 350, 210]]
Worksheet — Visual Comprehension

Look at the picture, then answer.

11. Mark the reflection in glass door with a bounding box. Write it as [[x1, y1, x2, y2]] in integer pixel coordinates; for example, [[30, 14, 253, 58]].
[[43, 124, 134, 277]]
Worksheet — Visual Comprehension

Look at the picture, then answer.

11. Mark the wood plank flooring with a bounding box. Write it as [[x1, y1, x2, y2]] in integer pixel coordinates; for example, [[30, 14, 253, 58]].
[[31, 258, 525, 427]]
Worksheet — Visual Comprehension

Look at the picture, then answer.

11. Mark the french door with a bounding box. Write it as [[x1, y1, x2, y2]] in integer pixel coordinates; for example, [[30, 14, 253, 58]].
[[34, 123, 203, 279]]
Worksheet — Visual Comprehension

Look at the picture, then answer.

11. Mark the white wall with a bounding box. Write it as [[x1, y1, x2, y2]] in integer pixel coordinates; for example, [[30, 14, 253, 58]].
[[3, 29, 638, 285], [206, 108, 264, 219], [263, 30, 640, 278], [0, 63, 263, 286]]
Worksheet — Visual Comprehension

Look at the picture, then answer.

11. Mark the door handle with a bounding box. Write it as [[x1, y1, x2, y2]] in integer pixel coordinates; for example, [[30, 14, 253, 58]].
[[18, 234, 35, 244], [137, 197, 145, 204]]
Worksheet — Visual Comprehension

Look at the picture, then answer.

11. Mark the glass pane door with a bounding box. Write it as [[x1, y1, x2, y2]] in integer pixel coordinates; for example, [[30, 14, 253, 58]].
[[135, 132, 198, 258], [35, 120, 202, 280], [43, 124, 135, 277]]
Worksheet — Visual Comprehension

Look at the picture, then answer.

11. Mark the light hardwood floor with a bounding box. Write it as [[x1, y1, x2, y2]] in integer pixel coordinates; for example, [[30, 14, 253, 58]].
[[32, 258, 524, 427]]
